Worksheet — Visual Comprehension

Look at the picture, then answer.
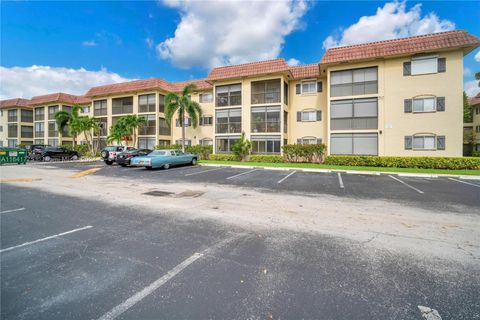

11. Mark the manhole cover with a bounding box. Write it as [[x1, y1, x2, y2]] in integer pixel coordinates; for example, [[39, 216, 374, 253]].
[[143, 190, 174, 197], [175, 190, 204, 198]]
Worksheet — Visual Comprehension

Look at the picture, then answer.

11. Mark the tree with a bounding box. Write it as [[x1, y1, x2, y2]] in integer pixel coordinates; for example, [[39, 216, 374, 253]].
[[464, 91, 473, 123], [78, 116, 101, 154], [106, 115, 146, 147], [54, 110, 70, 143], [164, 83, 202, 152], [54, 104, 83, 145], [232, 132, 252, 162], [476, 71, 480, 82]]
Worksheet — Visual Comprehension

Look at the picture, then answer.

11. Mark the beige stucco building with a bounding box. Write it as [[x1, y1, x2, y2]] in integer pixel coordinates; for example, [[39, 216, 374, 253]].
[[1, 30, 479, 157]]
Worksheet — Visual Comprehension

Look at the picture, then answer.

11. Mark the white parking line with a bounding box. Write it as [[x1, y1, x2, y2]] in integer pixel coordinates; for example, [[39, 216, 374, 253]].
[[448, 178, 480, 188], [337, 173, 344, 189], [0, 226, 93, 253], [277, 170, 296, 184], [0, 207, 25, 214], [98, 252, 203, 320], [226, 169, 258, 180], [388, 175, 424, 194], [184, 167, 224, 176]]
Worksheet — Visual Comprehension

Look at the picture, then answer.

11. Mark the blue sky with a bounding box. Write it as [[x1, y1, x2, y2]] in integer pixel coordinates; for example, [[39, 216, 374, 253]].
[[1, 1, 479, 99]]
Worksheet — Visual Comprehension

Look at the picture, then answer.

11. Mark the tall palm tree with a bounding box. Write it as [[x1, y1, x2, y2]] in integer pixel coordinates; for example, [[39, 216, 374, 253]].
[[78, 116, 101, 154], [121, 115, 147, 148], [164, 83, 202, 152], [54, 110, 70, 143], [54, 104, 83, 145]]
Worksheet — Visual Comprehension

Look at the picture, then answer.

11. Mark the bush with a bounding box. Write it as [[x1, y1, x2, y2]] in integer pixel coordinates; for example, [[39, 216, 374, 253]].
[[186, 145, 213, 160], [210, 154, 240, 161], [249, 155, 284, 163], [282, 144, 326, 163], [472, 151, 480, 157], [324, 155, 480, 170], [155, 144, 182, 150], [232, 132, 252, 161], [60, 144, 90, 155]]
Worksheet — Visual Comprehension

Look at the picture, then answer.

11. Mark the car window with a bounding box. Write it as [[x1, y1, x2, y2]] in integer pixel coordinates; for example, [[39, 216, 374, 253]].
[[176, 151, 184, 156], [105, 146, 118, 151], [149, 150, 167, 156]]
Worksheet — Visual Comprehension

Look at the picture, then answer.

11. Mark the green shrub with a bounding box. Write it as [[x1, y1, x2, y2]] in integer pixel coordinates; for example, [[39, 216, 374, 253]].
[[59, 144, 90, 155], [324, 155, 480, 170], [249, 155, 284, 163], [232, 132, 252, 161], [155, 144, 181, 150], [185, 145, 213, 160], [282, 144, 326, 163], [210, 154, 240, 161], [16, 144, 26, 149], [472, 151, 480, 157]]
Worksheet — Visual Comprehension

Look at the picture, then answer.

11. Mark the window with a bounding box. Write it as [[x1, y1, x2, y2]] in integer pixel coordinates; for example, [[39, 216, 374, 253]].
[[200, 138, 213, 146], [139, 114, 156, 135], [411, 56, 437, 75], [8, 109, 17, 122], [81, 106, 90, 113], [251, 106, 281, 133], [8, 124, 18, 137], [199, 92, 213, 103], [21, 109, 33, 122], [97, 118, 108, 136], [93, 138, 107, 150], [62, 106, 72, 113], [330, 98, 378, 130], [175, 139, 191, 146], [476, 107, 480, 115], [21, 126, 33, 138], [0, 125, 2, 132], [216, 84, 241, 107], [158, 140, 170, 146], [297, 137, 322, 145], [284, 82, 288, 105], [159, 94, 165, 113], [139, 94, 156, 113], [297, 110, 321, 122], [138, 137, 156, 149], [251, 135, 281, 154], [215, 136, 239, 154], [301, 80, 317, 94], [284, 111, 288, 133], [112, 97, 133, 114], [200, 116, 213, 126], [176, 118, 191, 127], [48, 122, 58, 137], [476, 126, 480, 133], [330, 67, 377, 97], [48, 138, 59, 147], [35, 107, 45, 121], [48, 106, 59, 120], [216, 108, 241, 134], [412, 136, 435, 150], [330, 133, 378, 155], [94, 100, 107, 116], [34, 139, 44, 145], [251, 79, 281, 104], [412, 97, 435, 112], [35, 122, 45, 137], [159, 118, 170, 135], [8, 139, 17, 147]]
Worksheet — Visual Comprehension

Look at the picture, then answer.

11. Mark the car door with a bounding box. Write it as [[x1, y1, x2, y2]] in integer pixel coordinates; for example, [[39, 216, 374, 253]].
[[175, 150, 189, 164]]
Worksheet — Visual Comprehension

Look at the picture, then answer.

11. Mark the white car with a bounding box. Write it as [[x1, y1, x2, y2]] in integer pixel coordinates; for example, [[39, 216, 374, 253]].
[[101, 146, 136, 165]]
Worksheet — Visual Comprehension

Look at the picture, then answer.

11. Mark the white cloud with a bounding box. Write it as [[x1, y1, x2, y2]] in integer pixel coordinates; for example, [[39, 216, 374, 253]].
[[475, 51, 480, 62], [323, 1, 455, 49], [287, 58, 300, 66], [145, 37, 154, 48], [82, 40, 97, 47], [0, 65, 132, 99], [464, 67, 472, 77], [157, 0, 309, 69], [465, 79, 480, 97]]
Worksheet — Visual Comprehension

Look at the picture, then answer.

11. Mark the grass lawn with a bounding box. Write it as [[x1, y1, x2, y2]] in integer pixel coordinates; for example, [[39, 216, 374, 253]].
[[199, 160, 480, 176]]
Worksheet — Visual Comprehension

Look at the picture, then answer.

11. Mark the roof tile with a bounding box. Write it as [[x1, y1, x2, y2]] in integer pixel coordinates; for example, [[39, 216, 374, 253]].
[[0, 98, 30, 109], [206, 58, 291, 81], [290, 64, 320, 79]]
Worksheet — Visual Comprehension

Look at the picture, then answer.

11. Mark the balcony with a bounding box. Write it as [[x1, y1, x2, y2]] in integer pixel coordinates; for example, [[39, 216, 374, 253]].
[[216, 94, 241, 107], [251, 92, 281, 105], [251, 121, 280, 133], [216, 122, 242, 134]]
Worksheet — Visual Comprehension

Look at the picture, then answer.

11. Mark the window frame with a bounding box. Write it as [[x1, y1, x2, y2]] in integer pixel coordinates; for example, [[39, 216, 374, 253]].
[[300, 80, 317, 94], [411, 56, 438, 76], [412, 135, 436, 150], [94, 100, 108, 116], [138, 94, 156, 113], [215, 108, 242, 134], [215, 83, 242, 107], [199, 92, 213, 103], [412, 97, 436, 113]]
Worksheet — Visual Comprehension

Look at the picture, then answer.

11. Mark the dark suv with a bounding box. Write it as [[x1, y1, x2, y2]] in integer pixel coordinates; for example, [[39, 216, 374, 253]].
[[26, 144, 49, 160], [116, 149, 152, 167], [42, 147, 79, 162], [101, 146, 136, 165]]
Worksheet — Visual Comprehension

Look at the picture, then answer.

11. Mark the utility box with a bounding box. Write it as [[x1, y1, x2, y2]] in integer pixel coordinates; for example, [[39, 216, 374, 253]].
[[0, 147, 27, 165]]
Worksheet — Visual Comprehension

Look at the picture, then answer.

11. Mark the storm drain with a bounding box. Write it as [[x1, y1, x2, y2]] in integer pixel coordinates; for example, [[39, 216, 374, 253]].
[[175, 190, 204, 198], [143, 190, 175, 197]]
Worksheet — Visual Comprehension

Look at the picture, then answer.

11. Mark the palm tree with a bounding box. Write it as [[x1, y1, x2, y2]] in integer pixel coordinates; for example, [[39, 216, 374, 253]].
[[164, 83, 202, 152], [54, 110, 70, 143], [78, 116, 101, 154], [54, 104, 83, 145], [121, 115, 147, 148]]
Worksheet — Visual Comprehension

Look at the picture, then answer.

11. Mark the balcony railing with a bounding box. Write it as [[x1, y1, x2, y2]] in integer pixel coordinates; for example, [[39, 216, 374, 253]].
[[251, 121, 280, 133], [216, 122, 242, 134], [159, 127, 171, 136], [216, 94, 241, 107], [251, 92, 281, 104]]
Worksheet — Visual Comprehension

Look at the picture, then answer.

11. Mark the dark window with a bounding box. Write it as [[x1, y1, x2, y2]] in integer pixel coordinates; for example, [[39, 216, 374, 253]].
[[138, 137, 156, 149], [330, 133, 378, 155], [158, 139, 170, 146], [330, 98, 377, 130], [21, 109, 33, 122], [21, 126, 33, 138], [215, 136, 240, 154], [251, 135, 281, 154], [48, 122, 58, 137], [159, 94, 165, 113], [251, 106, 281, 133], [330, 67, 377, 97], [284, 111, 288, 133], [8, 124, 18, 137], [216, 108, 241, 134], [284, 82, 289, 105], [35, 122, 45, 137], [139, 94, 156, 113], [48, 106, 59, 120], [251, 79, 281, 104], [8, 109, 18, 122], [96, 118, 108, 136], [35, 107, 45, 121], [159, 118, 170, 135], [94, 100, 107, 116], [216, 84, 241, 107], [139, 114, 156, 135], [112, 97, 133, 114], [62, 106, 72, 113], [200, 116, 213, 126]]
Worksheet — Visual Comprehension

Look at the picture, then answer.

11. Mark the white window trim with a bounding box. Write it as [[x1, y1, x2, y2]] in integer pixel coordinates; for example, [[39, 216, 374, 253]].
[[300, 79, 317, 94], [412, 96, 436, 113], [300, 109, 318, 122], [412, 134, 436, 151], [411, 55, 438, 76]]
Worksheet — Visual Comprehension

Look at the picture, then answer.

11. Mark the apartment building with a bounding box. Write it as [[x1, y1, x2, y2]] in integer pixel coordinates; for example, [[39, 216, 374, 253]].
[[0, 98, 33, 147], [1, 30, 479, 157], [469, 93, 480, 152]]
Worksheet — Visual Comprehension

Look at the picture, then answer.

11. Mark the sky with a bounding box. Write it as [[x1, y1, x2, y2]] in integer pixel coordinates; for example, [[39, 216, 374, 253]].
[[1, 0, 479, 99]]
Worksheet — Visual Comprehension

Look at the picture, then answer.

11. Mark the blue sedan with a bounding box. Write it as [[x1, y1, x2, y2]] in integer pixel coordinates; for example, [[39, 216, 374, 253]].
[[130, 149, 198, 169]]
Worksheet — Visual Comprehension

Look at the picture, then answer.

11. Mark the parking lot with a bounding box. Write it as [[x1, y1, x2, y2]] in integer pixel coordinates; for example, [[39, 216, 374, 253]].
[[1, 161, 479, 319]]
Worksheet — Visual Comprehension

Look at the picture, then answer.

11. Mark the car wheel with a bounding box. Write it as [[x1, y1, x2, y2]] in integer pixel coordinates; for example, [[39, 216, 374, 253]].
[[44, 155, 51, 162], [71, 155, 79, 160], [101, 150, 108, 158], [146, 166, 153, 170], [163, 163, 170, 169], [191, 158, 197, 165], [105, 160, 113, 165], [120, 164, 127, 167]]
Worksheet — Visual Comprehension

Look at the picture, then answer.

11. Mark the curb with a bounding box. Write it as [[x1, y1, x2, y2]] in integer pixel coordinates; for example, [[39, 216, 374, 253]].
[[199, 163, 480, 179], [27, 159, 102, 165]]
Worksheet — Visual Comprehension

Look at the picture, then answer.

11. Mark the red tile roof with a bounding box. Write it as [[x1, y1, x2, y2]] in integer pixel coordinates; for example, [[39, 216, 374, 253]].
[[28, 92, 87, 106], [206, 58, 291, 81], [74, 95, 92, 104], [0, 98, 31, 109], [469, 92, 480, 107], [290, 64, 320, 79], [320, 30, 480, 65], [170, 79, 212, 92], [85, 78, 172, 97]]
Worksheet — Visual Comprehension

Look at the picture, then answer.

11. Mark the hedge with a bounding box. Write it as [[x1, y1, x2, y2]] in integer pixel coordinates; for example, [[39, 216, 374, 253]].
[[473, 151, 480, 157], [282, 144, 326, 163], [324, 155, 480, 170], [155, 144, 213, 159], [249, 155, 284, 163], [210, 154, 240, 161]]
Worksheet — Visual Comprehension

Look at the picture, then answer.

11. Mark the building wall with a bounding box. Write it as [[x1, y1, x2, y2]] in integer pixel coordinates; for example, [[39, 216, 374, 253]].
[[472, 103, 480, 151], [1, 107, 34, 147]]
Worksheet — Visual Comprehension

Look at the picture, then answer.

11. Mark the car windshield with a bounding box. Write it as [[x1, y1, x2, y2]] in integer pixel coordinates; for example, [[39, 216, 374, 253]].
[[148, 150, 167, 156], [104, 146, 119, 151]]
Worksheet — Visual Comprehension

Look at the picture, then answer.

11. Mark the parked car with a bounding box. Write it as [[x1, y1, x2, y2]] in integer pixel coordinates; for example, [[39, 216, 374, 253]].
[[130, 149, 198, 169], [42, 147, 79, 162], [25, 144, 49, 160], [116, 148, 153, 167], [101, 146, 136, 165]]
